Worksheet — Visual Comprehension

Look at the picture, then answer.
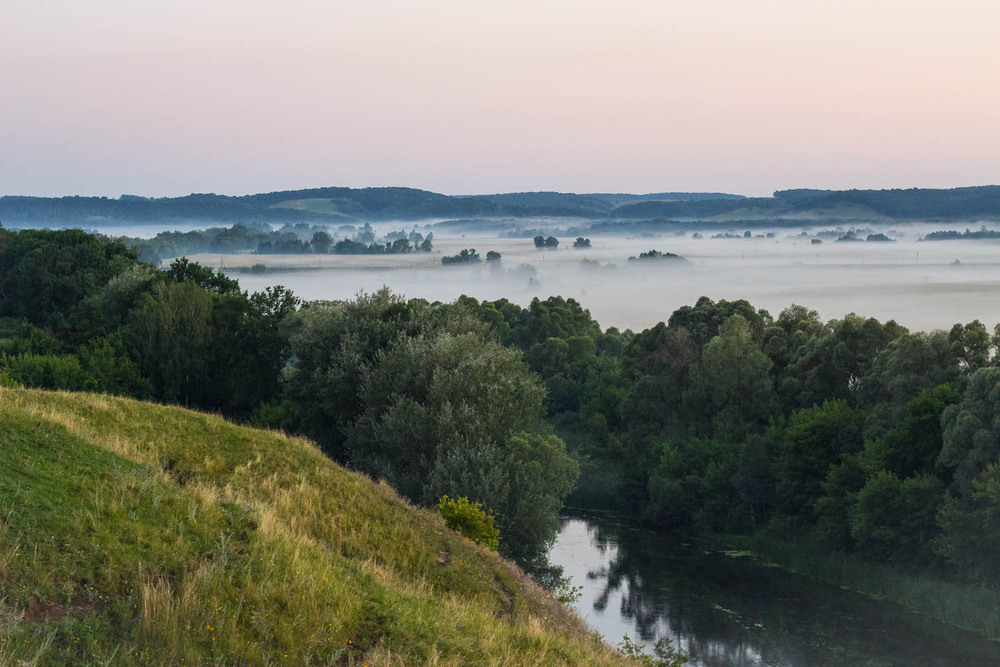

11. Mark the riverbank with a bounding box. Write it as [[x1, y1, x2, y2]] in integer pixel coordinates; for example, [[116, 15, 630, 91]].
[[551, 513, 1000, 667], [705, 532, 1000, 641]]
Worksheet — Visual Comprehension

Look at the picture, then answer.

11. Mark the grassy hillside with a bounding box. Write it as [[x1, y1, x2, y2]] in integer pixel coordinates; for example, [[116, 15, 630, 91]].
[[0, 387, 626, 666]]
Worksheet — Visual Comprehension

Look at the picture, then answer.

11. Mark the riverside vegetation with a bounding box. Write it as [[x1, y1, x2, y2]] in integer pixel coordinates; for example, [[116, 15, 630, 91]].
[[4, 225, 1000, 650]]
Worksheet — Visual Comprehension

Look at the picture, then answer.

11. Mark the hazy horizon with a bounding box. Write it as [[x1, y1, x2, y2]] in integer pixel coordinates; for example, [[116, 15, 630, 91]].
[[5, 182, 1000, 201], [4, 1, 998, 198]]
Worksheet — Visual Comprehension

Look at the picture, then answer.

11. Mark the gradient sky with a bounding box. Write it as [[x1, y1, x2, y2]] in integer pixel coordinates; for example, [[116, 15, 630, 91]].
[[2, 0, 998, 197]]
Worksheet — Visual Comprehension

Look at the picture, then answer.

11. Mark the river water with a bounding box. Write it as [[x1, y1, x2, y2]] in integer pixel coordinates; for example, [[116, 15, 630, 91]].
[[549, 514, 1000, 666]]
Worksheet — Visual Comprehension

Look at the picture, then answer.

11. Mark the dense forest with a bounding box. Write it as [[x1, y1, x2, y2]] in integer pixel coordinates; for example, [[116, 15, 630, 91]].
[[3, 225, 1000, 596], [611, 185, 1000, 220]]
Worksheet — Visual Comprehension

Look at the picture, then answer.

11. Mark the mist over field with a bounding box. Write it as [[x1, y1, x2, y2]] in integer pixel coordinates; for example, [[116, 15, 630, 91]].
[[156, 220, 1000, 333]]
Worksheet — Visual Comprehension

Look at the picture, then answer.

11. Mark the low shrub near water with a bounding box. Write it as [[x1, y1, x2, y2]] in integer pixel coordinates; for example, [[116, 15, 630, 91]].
[[438, 495, 501, 550], [714, 532, 1000, 640]]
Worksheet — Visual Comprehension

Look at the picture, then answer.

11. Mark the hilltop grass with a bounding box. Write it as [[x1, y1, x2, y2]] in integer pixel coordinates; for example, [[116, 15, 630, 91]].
[[0, 387, 627, 665]]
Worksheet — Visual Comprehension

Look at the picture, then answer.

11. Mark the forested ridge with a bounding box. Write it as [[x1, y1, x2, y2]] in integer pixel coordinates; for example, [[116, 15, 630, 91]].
[[3, 185, 999, 228], [3, 225, 1000, 622]]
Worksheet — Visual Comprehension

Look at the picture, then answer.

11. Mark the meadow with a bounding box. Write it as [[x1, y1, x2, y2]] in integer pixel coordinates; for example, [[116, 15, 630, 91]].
[[173, 223, 1000, 333], [0, 387, 625, 666]]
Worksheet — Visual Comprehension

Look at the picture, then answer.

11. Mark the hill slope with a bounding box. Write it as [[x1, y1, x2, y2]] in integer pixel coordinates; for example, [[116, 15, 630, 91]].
[[0, 388, 625, 666]]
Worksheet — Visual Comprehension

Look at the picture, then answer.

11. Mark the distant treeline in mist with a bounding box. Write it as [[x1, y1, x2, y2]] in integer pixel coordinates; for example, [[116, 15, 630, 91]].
[[5, 225, 1000, 618], [923, 227, 1000, 241], [4, 184, 999, 229], [117, 222, 433, 265]]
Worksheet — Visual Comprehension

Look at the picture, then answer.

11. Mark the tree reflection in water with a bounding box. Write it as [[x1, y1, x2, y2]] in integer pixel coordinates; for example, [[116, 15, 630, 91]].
[[551, 513, 1000, 667]]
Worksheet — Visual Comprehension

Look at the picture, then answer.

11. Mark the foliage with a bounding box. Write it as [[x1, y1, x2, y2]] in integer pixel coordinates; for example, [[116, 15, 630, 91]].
[[0, 352, 95, 391], [285, 292, 577, 572], [685, 314, 775, 439], [939, 367, 1000, 498], [627, 250, 684, 261], [862, 384, 959, 478], [438, 495, 500, 550], [936, 463, 1000, 580], [8, 225, 1000, 603], [0, 228, 139, 328], [773, 400, 865, 520], [618, 634, 689, 667], [849, 472, 945, 564], [166, 256, 242, 295], [441, 248, 481, 264], [533, 235, 559, 249]]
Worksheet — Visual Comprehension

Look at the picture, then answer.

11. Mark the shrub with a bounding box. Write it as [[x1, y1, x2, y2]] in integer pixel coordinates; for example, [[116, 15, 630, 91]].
[[437, 495, 500, 551], [0, 352, 96, 391], [619, 634, 689, 667], [441, 249, 480, 265]]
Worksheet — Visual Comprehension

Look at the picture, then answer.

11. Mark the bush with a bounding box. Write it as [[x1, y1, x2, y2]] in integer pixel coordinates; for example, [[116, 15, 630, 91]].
[[0, 352, 96, 391], [437, 495, 500, 551], [619, 634, 689, 667], [441, 249, 480, 265]]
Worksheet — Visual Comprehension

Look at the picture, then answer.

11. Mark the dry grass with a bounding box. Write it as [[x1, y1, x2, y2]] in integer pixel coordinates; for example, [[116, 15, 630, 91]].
[[0, 387, 627, 665]]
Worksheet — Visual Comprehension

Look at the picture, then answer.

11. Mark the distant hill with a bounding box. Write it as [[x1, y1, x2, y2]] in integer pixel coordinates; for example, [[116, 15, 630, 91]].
[[2, 185, 998, 228], [0, 387, 625, 665], [469, 191, 746, 217], [611, 186, 1000, 220]]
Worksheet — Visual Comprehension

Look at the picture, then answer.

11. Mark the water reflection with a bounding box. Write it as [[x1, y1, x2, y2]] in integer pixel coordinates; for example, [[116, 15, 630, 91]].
[[549, 514, 1000, 667]]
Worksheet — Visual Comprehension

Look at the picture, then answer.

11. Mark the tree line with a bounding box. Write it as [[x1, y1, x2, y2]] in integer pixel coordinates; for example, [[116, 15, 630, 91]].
[[0, 227, 568, 583], [123, 222, 432, 265], [5, 226, 1000, 588], [457, 294, 1000, 583]]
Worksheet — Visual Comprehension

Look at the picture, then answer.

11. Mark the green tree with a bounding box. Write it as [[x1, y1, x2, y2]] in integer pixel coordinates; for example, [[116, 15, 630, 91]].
[[862, 384, 959, 479], [773, 400, 865, 520], [668, 296, 772, 349], [938, 367, 1000, 498], [781, 314, 905, 411], [815, 454, 866, 548], [221, 285, 300, 414], [128, 281, 215, 406], [311, 230, 332, 253], [284, 290, 452, 460], [850, 471, 944, 564], [437, 496, 500, 550], [0, 229, 139, 329], [936, 463, 1000, 580], [165, 257, 241, 296], [857, 331, 958, 440], [685, 314, 774, 439], [949, 320, 991, 372]]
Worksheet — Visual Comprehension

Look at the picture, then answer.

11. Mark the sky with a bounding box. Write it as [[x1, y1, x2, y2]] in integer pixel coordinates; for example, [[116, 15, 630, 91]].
[[2, 0, 998, 198]]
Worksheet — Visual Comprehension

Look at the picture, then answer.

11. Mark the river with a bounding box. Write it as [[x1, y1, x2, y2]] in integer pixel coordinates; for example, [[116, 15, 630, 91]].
[[549, 514, 1000, 666]]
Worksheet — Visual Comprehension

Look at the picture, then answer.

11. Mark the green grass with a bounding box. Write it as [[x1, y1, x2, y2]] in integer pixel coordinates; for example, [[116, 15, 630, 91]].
[[0, 387, 627, 665], [269, 198, 353, 219], [710, 532, 1000, 641]]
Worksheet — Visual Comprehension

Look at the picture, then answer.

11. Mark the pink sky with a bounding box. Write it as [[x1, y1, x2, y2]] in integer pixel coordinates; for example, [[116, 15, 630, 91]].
[[2, 0, 998, 197]]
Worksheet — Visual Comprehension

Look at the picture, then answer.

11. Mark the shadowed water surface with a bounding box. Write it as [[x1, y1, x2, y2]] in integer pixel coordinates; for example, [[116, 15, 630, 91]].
[[549, 514, 1000, 666]]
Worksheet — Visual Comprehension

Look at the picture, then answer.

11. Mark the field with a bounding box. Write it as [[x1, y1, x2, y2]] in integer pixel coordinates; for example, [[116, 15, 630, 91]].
[[174, 224, 1000, 333]]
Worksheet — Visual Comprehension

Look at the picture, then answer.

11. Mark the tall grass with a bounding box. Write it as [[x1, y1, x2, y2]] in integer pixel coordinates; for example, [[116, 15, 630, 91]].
[[715, 532, 1000, 640], [0, 386, 629, 665], [565, 460, 622, 511]]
